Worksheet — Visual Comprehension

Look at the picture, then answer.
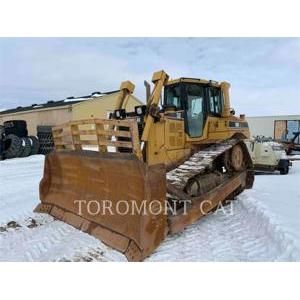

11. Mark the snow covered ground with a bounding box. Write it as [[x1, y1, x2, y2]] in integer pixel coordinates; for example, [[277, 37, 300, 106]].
[[0, 155, 299, 261]]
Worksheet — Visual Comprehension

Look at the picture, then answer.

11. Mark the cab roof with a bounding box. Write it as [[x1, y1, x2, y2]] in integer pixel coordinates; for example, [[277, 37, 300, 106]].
[[166, 77, 222, 88]]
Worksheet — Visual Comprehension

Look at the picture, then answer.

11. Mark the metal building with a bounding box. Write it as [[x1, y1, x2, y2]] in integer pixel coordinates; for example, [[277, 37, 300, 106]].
[[247, 115, 300, 143], [0, 90, 143, 136], [72, 92, 141, 120], [0, 100, 78, 136]]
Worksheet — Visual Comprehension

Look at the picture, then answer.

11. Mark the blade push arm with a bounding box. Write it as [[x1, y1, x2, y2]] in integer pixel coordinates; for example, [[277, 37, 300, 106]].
[[141, 70, 169, 142], [115, 80, 135, 110]]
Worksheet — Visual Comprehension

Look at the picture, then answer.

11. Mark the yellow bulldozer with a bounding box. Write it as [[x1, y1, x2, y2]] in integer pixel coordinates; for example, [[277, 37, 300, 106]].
[[35, 70, 254, 261]]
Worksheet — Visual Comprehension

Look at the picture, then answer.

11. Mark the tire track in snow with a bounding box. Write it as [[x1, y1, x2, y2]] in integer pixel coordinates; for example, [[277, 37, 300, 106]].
[[0, 155, 44, 224], [147, 193, 299, 261], [0, 215, 126, 262], [1, 194, 297, 262]]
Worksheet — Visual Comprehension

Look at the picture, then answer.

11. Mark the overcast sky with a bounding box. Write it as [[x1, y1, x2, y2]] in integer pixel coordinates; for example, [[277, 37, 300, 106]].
[[0, 38, 299, 116]]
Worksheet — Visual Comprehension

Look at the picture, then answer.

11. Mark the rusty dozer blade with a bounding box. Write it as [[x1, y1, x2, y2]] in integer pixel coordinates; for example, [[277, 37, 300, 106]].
[[34, 150, 167, 261]]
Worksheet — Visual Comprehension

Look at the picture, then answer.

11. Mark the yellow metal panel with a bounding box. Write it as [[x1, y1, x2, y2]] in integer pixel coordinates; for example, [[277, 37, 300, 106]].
[[146, 120, 165, 166], [164, 118, 185, 150], [146, 117, 189, 168]]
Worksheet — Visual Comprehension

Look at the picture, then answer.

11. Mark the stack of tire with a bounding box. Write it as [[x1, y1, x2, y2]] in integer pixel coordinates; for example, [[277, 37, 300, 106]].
[[1, 120, 40, 159], [37, 125, 55, 155], [0, 125, 5, 160]]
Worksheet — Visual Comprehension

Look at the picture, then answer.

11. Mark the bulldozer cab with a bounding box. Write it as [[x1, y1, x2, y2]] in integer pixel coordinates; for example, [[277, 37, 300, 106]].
[[164, 81, 223, 138]]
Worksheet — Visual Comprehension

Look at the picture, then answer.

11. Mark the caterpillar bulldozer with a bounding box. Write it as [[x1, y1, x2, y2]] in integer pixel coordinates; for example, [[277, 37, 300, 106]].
[[35, 70, 254, 261]]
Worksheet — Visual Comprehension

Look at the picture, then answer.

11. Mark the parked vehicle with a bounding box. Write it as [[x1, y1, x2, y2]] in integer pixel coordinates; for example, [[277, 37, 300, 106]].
[[278, 131, 300, 155], [246, 137, 291, 174]]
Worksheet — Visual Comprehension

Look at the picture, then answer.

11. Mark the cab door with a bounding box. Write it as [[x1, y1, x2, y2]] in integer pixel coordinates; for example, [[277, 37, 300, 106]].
[[184, 84, 206, 138]]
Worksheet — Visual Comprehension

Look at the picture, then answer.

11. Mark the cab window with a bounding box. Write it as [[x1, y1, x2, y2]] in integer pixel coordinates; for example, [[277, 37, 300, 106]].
[[208, 87, 223, 115], [164, 85, 182, 109]]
